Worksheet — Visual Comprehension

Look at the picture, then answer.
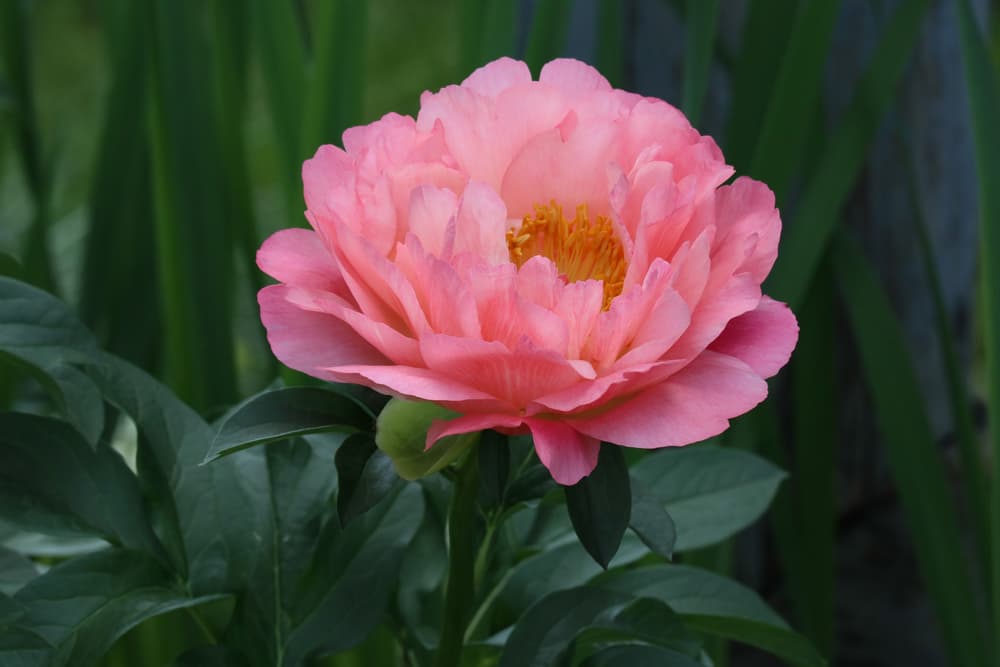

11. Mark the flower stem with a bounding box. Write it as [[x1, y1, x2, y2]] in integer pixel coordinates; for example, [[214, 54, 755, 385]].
[[434, 449, 479, 667]]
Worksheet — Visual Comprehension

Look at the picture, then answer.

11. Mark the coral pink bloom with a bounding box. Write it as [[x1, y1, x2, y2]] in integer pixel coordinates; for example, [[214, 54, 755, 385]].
[[258, 58, 798, 485]]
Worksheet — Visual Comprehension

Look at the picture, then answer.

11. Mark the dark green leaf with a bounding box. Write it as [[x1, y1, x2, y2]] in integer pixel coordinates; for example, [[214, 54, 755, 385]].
[[628, 479, 676, 560], [14, 549, 227, 667], [0, 277, 103, 444], [478, 430, 510, 510], [284, 484, 425, 663], [499, 588, 698, 667], [172, 646, 249, 667], [499, 587, 631, 667], [580, 644, 703, 667], [84, 355, 271, 594], [0, 412, 163, 560], [336, 433, 399, 525], [0, 591, 24, 626], [565, 444, 631, 568], [0, 547, 36, 595], [597, 565, 824, 667], [0, 626, 50, 667], [630, 443, 785, 551], [207, 386, 372, 462]]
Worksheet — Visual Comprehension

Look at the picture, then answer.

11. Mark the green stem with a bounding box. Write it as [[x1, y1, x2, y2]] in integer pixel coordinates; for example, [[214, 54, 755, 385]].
[[434, 450, 479, 667]]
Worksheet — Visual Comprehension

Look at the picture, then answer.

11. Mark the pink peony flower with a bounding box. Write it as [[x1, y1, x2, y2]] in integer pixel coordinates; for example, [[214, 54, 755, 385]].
[[257, 58, 798, 485]]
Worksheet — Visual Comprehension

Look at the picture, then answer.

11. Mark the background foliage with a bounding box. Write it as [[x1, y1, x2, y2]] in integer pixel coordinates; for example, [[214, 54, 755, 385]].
[[1, 0, 1000, 665]]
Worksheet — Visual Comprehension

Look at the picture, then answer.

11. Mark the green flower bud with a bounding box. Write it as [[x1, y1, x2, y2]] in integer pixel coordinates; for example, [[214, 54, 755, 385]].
[[375, 398, 477, 480]]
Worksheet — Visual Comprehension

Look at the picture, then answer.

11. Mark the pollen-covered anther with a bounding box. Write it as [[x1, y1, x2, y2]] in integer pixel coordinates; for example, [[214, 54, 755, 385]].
[[506, 201, 627, 309]]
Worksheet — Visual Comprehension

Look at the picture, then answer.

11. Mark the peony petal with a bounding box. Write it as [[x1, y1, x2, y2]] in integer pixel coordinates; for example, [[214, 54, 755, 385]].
[[461, 57, 532, 98], [407, 185, 458, 258], [568, 351, 768, 448], [525, 418, 601, 485], [302, 145, 362, 238], [709, 296, 798, 378], [501, 120, 619, 219], [419, 333, 589, 407], [539, 58, 612, 95], [278, 285, 423, 366], [332, 364, 497, 403], [258, 286, 388, 381], [394, 235, 482, 339], [454, 181, 509, 265], [426, 413, 526, 449], [257, 228, 346, 295]]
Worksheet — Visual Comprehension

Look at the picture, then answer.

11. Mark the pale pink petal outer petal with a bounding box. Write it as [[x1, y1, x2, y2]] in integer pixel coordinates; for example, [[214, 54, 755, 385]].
[[419, 334, 590, 407], [525, 418, 601, 485], [539, 59, 612, 94], [568, 352, 768, 448], [427, 413, 526, 444], [257, 228, 346, 295], [709, 296, 799, 378], [461, 57, 532, 98], [258, 286, 388, 381], [331, 364, 497, 403]]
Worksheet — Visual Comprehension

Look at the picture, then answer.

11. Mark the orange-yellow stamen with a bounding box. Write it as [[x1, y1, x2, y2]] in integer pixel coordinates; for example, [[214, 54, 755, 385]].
[[506, 201, 627, 309]]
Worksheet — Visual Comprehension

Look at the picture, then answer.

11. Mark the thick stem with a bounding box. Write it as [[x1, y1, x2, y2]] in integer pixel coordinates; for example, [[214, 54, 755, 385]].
[[434, 449, 479, 667]]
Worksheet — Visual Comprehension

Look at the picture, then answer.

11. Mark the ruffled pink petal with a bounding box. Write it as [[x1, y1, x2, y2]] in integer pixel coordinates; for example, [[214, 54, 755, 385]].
[[532, 359, 683, 413], [568, 351, 768, 448], [454, 181, 509, 265], [525, 418, 601, 485], [302, 145, 361, 238], [539, 58, 612, 95], [426, 413, 526, 448], [709, 296, 798, 378], [462, 57, 532, 98], [712, 177, 781, 282], [277, 285, 423, 366], [419, 334, 590, 407], [407, 185, 458, 258], [394, 235, 482, 339], [500, 119, 619, 219], [462, 261, 569, 353], [258, 286, 388, 381], [257, 228, 347, 296], [331, 364, 497, 403], [328, 219, 430, 335]]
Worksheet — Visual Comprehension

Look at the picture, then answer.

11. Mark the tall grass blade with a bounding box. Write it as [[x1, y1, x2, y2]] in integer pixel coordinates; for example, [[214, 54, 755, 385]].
[[595, 0, 624, 88], [249, 0, 307, 225], [681, 0, 718, 127], [767, 0, 931, 309], [745, 0, 840, 201], [146, 0, 237, 412], [724, 0, 797, 171], [0, 0, 52, 291], [304, 0, 368, 152], [774, 261, 836, 658], [954, 0, 1000, 656], [523, 0, 572, 74], [79, 0, 159, 369], [834, 232, 989, 667], [899, 134, 990, 581]]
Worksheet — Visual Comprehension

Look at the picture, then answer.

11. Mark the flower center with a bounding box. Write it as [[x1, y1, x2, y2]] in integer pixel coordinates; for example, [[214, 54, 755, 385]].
[[506, 201, 627, 309]]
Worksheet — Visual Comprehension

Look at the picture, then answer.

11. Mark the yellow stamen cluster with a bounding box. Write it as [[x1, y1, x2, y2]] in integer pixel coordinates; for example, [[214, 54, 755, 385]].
[[507, 201, 627, 309]]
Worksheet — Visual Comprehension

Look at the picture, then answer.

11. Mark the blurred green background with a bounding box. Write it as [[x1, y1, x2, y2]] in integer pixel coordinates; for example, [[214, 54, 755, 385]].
[[3, 0, 1000, 665]]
